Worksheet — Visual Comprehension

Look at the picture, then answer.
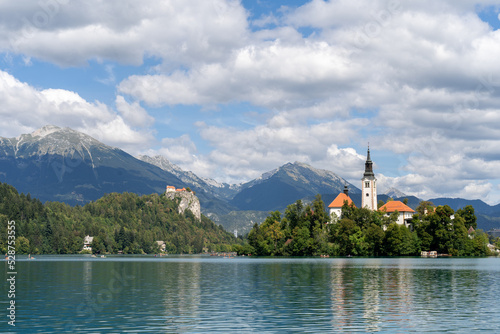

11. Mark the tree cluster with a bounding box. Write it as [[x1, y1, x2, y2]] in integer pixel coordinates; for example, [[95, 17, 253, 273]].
[[0, 182, 239, 255], [240, 195, 491, 257], [412, 202, 488, 256]]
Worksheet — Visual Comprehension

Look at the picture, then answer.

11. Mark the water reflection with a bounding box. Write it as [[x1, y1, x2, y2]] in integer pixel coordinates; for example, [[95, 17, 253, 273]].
[[161, 261, 201, 331], [362, 267, 381, 332], [4, 257, 500, 333]]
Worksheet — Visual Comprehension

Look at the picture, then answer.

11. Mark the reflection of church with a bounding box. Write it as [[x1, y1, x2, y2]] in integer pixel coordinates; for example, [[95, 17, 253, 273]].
[[329, 147, 414, 226]]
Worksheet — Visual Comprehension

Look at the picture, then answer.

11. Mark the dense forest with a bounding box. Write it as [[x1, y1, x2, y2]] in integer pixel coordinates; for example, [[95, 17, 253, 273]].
[[1, 181, 496, 257], [238, 195, 496, 257], [0, 182, 240, 255]]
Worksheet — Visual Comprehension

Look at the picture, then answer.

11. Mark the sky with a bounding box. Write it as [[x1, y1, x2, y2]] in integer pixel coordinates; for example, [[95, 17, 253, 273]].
[[1, 0, 500, 204]]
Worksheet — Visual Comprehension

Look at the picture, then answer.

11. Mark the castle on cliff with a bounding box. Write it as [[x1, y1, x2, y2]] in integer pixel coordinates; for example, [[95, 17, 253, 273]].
[[165, 185, 201, 220]]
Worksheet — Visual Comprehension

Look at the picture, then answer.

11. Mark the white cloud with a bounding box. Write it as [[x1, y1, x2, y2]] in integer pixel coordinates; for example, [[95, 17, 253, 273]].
[[116, 0, 500, 202], [155, 116, 368, 183], [159, 134, 198, 164], [119, 40, 360, 108], [2, 0, 500, 203], [325, 145, 365, 180], [0, 70, 152, 152], [0, 0, 249, 67], [115, 96, 154, 128]]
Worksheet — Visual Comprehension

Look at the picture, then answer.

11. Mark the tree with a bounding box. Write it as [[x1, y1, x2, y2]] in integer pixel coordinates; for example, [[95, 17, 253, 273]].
[[261, 214, 285, 255], [365, 223, 385, 256], [16, 236, 31, 254], [334, 218, 360, 256], [416, 201, 434, 216], [285, 200, 305, 231], [91, 236, 106, 254], [291, 226, 311, 256], [412, 217, 433, 251], [384, 224, 418, 256], [456, 205, 477, 230]]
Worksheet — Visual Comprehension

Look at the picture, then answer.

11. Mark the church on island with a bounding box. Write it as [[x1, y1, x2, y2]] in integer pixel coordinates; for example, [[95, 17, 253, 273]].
[[328, 147, 415, 227]]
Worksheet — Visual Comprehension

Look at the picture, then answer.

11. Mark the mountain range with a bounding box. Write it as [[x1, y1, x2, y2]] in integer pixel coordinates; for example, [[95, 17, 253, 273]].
[[1, 125, 500, 234]]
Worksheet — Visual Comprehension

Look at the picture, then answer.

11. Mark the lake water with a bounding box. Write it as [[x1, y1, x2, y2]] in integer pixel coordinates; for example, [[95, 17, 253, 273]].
[[2, 256, 500, 333]]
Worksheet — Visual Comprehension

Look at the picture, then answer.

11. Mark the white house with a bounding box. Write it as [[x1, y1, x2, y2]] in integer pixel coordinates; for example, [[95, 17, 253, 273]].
[[155, 241, 167, 252], [328, 185, 355, 222], [379, 201, 415, 228], [83, 235, 94, 252]]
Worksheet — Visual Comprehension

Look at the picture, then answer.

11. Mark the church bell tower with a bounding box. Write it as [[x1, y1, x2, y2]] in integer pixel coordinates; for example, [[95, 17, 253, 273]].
[[361, 146, 377, 211]]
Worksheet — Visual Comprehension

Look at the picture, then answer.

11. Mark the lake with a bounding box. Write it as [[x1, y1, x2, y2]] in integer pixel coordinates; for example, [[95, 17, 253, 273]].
[[2, 256, 500, 333]]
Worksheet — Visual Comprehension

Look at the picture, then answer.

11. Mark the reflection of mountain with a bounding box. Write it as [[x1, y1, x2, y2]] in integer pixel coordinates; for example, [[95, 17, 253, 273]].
[[2, 125, 500, 233]]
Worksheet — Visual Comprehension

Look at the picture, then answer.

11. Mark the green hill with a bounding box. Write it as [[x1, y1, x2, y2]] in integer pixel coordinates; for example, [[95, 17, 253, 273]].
[[0, 182, 239, 255]]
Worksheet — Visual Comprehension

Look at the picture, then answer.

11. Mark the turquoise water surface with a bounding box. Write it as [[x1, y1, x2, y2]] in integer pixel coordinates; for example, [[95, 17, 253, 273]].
[[2, 256, 500, 333]]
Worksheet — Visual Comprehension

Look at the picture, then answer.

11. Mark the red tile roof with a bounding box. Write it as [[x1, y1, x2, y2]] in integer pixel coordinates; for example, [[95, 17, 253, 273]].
[[328, 193, 355, 208], [379, 201, 415, 213]]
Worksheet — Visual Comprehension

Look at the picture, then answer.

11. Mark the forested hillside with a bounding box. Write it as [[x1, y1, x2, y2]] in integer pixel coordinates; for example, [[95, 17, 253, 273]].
[[0, 182, 239, 255]]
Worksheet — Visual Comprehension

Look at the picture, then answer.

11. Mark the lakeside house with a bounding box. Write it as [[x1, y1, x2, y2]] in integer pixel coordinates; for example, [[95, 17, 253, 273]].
[[155, 241, 166, 253], [328, 185, 355, 223], [83, 235, 93, 252], [379, 201, 415, 228]]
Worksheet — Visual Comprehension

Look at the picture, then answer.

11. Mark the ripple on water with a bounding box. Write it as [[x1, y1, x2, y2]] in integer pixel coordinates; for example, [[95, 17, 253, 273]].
[[6, 257, 500, 333]]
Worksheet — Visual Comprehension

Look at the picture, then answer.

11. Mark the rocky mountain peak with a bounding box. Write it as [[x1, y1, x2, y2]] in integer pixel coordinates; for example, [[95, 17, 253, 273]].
[[30, 125, 62, 138], [385, 187, 407, 199], [0, 125, 112, 159]]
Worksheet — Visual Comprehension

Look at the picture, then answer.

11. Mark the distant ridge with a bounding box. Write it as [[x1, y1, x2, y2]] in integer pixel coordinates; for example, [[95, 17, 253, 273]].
[[229, 161, 360, 211], [2, 126, 500, 234], [137, 154, 240, 201]]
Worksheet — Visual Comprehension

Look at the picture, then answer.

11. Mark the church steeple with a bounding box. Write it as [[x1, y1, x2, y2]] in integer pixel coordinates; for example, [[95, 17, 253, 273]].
[[364, 146, 374, 177], [361, 145, 377, 211]]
